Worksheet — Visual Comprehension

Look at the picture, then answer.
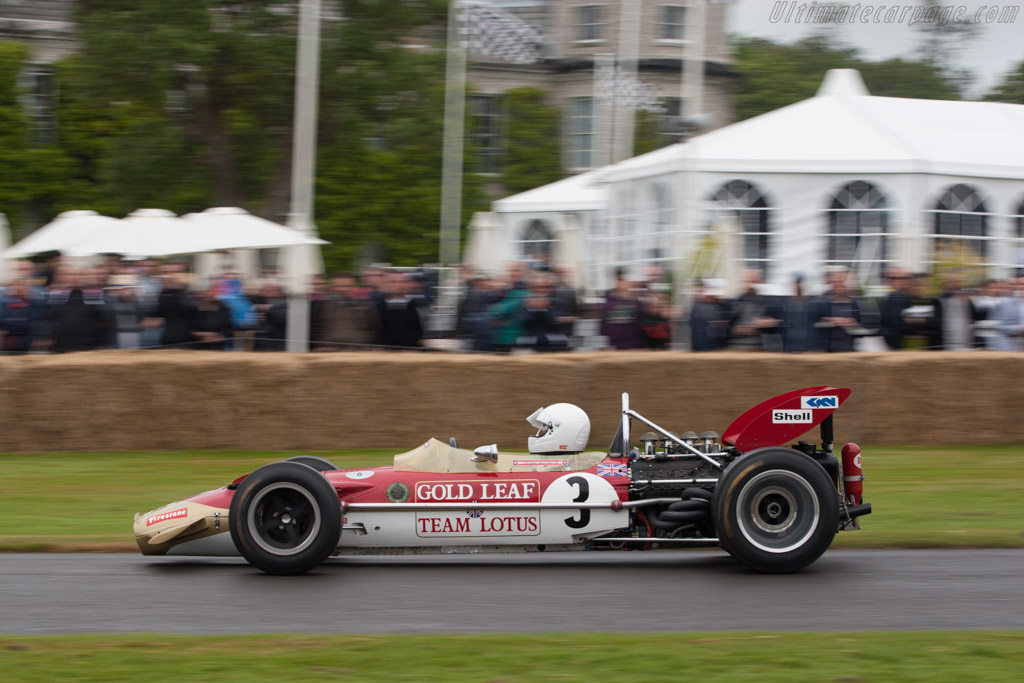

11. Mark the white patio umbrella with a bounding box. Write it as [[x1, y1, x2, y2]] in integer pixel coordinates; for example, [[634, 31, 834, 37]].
[[66, 207, 329, 258], [2, 210, 122, 259], [65, 208, 190, 257], [183, 207, 328, 253]]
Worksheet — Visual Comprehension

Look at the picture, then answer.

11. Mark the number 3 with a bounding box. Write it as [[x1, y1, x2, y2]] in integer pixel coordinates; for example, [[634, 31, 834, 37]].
[[564, 476, 590, 529]]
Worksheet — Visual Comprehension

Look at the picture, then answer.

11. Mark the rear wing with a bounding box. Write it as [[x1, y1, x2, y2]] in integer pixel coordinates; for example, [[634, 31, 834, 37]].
[[722, 386, 851, 451]]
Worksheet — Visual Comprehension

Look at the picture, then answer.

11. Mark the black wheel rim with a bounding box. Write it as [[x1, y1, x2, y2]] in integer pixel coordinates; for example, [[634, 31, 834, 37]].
[[247, 483, 322, 556], [736, 469, 819, 553]]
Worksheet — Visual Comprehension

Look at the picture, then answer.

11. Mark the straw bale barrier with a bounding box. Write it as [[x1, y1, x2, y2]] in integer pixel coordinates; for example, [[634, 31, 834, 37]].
[[1, 350, 1022, 452]]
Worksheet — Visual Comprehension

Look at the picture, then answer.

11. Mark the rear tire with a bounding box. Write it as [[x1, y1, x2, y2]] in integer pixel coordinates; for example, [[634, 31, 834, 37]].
[[230, 462, 341, 575], [712, 448, 838, 573]]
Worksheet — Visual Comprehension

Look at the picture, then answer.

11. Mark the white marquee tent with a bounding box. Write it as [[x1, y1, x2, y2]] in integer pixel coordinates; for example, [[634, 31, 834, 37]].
[[485, 69, 1024, 294], [467, 168, 608, 289]]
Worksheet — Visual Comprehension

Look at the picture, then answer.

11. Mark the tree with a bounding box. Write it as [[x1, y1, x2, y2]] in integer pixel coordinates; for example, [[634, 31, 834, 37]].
[[71, 0, 299, 215], [0, 42, 35, 220], [733, 36, 963, 121], [500, 87, 563, 195], [14, 0, 463, 271], [858, 58, 961, 101], [312, 0, 470, 271], [733, 36, 860, 120], [911, 0, 980, 69], [985, 61, 1024, 104], [0, 42, 83, 233]]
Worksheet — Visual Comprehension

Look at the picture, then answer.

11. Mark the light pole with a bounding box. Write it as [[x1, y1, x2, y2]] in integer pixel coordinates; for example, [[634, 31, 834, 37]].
[[435, 0, 469, 333], [672, 0, 713, 348], [285, 0, 323, 353]]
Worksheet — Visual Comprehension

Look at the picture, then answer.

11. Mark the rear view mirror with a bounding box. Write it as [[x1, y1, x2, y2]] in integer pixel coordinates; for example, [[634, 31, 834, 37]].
[[471, 444, 499, 463]]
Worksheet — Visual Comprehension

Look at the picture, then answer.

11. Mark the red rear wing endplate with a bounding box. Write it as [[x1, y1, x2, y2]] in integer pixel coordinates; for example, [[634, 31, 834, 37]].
[[722, 386, 851, 452]]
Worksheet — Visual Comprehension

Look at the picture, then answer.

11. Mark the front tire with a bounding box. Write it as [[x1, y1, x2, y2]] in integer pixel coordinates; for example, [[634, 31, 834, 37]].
[[712, 448, 838, 573], [286, 455, 340, 472], [230, 462, 341, 575]]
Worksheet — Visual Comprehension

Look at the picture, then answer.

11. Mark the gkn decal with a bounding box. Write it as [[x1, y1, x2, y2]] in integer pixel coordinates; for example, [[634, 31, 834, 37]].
[[801, 396, 838, 409]]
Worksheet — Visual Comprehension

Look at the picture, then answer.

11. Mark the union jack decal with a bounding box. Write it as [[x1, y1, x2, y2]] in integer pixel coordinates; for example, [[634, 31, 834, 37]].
[[597, 463, 627, 478], [466, 509, 484, 518]]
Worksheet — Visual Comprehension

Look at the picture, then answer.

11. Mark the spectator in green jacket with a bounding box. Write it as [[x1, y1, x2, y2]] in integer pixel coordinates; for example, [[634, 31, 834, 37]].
[[487, 263, 529, 352]]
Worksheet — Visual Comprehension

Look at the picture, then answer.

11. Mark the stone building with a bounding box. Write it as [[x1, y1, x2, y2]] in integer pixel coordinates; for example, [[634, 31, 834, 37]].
[[0, 0, 77, 61], [467, 0, 736, 177], [481, 70, 1024, 295], [0, 0, 77, 142]]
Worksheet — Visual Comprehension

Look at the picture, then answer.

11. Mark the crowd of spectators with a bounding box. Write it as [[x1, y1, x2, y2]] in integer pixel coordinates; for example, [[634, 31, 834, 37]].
[[0, 258, 434, 353], [683, 267, 1024, 353], [1, 255, 1022, 354]]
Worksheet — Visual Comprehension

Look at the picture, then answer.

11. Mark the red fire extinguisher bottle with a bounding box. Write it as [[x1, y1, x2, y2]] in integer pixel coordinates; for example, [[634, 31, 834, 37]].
[[841, 443, 864, 527]]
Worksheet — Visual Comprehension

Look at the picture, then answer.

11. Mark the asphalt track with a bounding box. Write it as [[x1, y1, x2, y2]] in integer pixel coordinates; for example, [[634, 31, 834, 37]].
[[2, 549, 1023, 634]]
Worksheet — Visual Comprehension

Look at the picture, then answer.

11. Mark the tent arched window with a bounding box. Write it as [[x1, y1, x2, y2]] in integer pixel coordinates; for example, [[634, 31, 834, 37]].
[[707, 180, 773, 276], [645, 182, 673, 263], [520, 219, 554, 262], [652, 182, 673, 229], [928, 184, 989, 266], [825, 181, 891, 285], [1013, 198, 1024, 276]]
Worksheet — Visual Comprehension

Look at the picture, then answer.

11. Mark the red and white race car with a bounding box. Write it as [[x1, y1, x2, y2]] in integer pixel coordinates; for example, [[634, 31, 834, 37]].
[[134, 386, 870, 575]]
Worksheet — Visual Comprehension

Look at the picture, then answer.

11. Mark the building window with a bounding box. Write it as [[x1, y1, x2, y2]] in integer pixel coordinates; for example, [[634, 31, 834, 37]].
[[164, 64, 201, 116], [566, 97, 594, 169], [661, 5, 687, 41], [18, 64, 57, 144], [635, 97, 691, 152], [469, 95, 502, 174], [826, 181, 891, 285], [520, 219, 554, 262], [656, 97, 682, 144], [576, 5, 604, 41], [707, 180, 774, 277], [928, 184, 989, 264]]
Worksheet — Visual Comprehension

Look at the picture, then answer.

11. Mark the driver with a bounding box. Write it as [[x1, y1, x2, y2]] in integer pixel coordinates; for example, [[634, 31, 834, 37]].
[[526, 403, 590, 454]]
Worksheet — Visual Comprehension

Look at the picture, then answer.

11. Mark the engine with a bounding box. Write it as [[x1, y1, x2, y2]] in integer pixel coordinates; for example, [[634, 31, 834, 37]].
[[628, 430, 841, 542], [628, 429, 732, 540]]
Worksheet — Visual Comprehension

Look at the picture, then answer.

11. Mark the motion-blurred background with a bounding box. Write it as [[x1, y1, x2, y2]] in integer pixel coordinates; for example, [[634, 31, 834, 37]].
[[0, 1, 1022, 357]]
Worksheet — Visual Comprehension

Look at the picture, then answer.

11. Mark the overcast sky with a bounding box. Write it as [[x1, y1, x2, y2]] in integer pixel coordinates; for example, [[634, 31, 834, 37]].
[[726, 0, 1024, 97]]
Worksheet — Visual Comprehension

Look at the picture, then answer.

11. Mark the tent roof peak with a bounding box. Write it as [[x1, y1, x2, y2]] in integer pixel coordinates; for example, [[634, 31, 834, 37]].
[[816, 68, 870, 97]]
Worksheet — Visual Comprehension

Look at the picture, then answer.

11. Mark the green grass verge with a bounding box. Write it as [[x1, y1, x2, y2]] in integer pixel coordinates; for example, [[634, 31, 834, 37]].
[[831, 445, 1024, 549], [0, 450, 394, 551], [0, 445, 1022, 551], [1, 633, 1022, 682]]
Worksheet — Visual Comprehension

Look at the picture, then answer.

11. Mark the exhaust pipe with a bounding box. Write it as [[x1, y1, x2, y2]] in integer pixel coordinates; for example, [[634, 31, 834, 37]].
[[843, 503, 872, 520]]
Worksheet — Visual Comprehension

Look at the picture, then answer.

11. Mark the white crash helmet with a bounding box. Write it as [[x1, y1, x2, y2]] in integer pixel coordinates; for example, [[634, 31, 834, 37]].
[[526, 403, 590, 454]]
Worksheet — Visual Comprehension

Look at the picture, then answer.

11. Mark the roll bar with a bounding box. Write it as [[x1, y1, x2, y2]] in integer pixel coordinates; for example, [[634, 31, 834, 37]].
[[619, 392, 724, 470], [620, 392, 630, 454]]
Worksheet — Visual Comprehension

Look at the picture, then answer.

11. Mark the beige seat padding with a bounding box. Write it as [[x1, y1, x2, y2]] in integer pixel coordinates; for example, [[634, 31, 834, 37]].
[[394, 438, 607, 474]]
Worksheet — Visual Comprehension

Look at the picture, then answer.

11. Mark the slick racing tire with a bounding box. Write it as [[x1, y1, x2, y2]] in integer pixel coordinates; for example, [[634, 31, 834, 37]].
[[285, 455, 340, 472], [230, 462, 341, 576], [712, 448, 838, 574]]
